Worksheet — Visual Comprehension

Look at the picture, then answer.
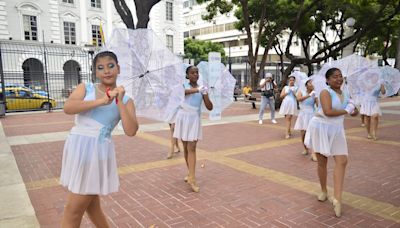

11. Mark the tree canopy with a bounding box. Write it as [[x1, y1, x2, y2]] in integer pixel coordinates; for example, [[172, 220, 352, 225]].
[[184, 39, 226, 64]]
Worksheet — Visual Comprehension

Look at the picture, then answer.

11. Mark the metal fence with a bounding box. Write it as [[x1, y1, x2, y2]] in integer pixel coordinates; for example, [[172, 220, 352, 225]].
[[0, 40, 96, 113]]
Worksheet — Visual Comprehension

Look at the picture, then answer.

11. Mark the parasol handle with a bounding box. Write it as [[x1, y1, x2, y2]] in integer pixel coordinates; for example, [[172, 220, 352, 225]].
[[139, 70, 150, 78], [106, 87, 118, 104]]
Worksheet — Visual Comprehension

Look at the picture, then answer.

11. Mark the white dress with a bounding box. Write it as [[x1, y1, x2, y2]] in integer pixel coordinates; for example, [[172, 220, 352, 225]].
[[294, 90, 316, 130], [279, 86, 298, 115], [60, 83, 129, 195], [360, 85, 382, 116], [173, 82, 203, 141], [304, 87, 349, 157]]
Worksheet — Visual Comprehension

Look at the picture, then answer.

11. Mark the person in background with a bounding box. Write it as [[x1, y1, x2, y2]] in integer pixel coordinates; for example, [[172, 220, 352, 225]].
[[258, 73, 277, 124], [279, 75, 298, 138]]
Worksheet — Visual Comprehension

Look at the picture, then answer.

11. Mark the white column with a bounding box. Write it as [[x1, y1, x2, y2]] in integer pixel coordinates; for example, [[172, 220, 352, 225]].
[[106, 0, 113, 37], [79, 0, 88, 44]]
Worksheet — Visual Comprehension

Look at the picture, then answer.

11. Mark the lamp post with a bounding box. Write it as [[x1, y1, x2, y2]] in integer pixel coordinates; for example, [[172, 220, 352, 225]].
[[342, 17, 356, 57], [228, 41, 232, 73]]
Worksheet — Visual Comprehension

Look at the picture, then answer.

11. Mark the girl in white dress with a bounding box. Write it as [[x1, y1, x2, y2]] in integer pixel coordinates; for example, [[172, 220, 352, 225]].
[[60, 51, 139, 227], [305, 68, 358, 217], [173, 66, 213, 192], [279, 76, 298, 139], [294, 79, 317, 161], [360, 83, 385, 140]]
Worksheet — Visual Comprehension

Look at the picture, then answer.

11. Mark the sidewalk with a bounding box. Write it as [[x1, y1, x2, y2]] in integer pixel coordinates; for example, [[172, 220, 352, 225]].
[[1, 99, 400, 227]]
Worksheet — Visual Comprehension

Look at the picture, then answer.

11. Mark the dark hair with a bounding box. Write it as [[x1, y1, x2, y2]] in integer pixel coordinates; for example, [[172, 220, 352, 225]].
[[305, 78, 312, 86], [325, 67, 340, 80], [185, 65, 196, 79], [288, 75, 296, 80], [93, 51, 118, 68]]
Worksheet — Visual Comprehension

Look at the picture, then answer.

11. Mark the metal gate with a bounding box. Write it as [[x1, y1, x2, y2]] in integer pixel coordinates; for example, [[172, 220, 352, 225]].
[[0, 40, 94, 113]]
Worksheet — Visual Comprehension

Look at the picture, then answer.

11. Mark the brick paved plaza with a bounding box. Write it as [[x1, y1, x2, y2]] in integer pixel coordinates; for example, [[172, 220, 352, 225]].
[[1, 98, 399, 227]]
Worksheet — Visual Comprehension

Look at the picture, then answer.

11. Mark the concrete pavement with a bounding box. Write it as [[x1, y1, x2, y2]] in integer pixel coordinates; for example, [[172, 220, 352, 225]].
[[1, 99, 400, 227]]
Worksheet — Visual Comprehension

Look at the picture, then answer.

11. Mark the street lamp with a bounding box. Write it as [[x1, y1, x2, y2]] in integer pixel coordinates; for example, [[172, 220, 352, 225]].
[[342, 17, 356, 57]]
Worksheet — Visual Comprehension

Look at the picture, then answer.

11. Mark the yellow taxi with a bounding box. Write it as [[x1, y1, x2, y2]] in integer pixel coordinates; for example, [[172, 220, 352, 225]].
[[0, 86, 57, 110]]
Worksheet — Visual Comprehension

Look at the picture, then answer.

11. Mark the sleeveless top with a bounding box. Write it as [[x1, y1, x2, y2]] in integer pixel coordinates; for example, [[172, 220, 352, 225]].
[[74, 83, 130, 141], [316, 86, 349, 125], [183, 82, 203, 110], [284, 86, 298, 100], [299, 90, 315, 112]]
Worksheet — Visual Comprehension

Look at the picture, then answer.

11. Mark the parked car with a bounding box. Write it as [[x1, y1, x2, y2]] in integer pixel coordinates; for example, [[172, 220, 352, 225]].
[[0, 86, 56, 110]]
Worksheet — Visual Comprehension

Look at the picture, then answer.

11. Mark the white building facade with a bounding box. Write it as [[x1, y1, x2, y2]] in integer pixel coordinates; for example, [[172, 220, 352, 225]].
[[0, 0, 184, 110]]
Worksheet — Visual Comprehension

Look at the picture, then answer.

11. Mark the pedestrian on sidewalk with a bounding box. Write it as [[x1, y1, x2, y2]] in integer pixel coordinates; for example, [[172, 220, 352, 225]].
[[258, 73, 277, 124], [173, 65, 213, 192], [294, 78, 317, 161], [279, 75, 298, 138], [304, 68, 358, 218], [60, 51, 139, 227]]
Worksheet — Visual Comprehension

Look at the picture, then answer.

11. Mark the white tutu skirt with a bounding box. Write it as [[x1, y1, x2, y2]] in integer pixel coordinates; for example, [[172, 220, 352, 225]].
[[294, 110, 314, 130], [304, 117, 348, 157], [173, 105, 202, 141], [279, 97, 298, 115], [360, 100, 381, 116], [60, 134, 119, 195]]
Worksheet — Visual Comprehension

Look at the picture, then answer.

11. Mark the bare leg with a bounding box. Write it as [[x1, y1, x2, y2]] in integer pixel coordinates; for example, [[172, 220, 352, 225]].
[[86, 196, 109, 228], [285, 115, 292, 138], [371, 115, 379, 140], [361, 114, 365, 126], [182, 140, 189, 182], [300, 130, 308, 152], [167, 124, 175, 159], [186, 141, 199, 192], [365, 116, 372, 138], [333, 155, 348, 202], [316, 153, 328, 194], [61, 193, 95, 228]]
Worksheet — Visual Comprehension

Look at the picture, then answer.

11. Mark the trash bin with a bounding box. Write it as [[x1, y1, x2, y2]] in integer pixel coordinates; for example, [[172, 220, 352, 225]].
[[0, 101, 5, 117]]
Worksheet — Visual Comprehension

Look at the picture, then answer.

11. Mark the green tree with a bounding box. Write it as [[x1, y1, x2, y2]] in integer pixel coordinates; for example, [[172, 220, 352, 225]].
[[184, 39, 226, 64], [197, 0, 400, 87]]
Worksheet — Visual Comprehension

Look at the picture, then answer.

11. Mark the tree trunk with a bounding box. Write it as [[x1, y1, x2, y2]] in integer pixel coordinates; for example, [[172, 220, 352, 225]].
[[135, 0, 161, 28], [113, 0, 135, 29]]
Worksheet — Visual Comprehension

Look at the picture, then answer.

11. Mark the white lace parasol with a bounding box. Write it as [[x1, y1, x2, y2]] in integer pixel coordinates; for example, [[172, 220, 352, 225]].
[[106, 28, 185, 121]]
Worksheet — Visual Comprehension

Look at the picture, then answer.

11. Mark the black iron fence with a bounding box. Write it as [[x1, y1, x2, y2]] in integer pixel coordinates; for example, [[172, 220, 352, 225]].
[[0, 40, 97, 113]]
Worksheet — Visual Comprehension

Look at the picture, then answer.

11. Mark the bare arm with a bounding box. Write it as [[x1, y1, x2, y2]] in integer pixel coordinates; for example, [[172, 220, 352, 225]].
[[296, 91, 311, 102], [259, 79, 267, 88], [280, 86, 287, 99], [380, 84, 386, 95], [185, 88, 199, 95], [202, 94, 213, 111], [320, 90, 347, 117], [118, 99, 138, 137], [63, 83, 111, 115]]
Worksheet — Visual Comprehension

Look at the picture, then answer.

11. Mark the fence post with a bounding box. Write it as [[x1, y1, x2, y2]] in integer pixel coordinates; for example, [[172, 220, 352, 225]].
[[42, 31, 51, 112], [0, 43, 6, 117]]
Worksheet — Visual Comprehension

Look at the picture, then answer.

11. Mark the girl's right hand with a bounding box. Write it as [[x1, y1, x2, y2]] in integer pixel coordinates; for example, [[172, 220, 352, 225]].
[[101, 89, 118, 105]]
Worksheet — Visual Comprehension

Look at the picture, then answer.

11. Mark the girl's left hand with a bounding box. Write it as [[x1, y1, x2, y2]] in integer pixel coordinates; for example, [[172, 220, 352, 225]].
[[114, 86, 125, 102], [350, 108, 359, 116]]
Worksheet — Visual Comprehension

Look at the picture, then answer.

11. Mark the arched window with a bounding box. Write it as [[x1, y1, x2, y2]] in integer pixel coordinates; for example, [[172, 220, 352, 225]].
[[63, 60, 81, 97], [22, 58, 44, 89]]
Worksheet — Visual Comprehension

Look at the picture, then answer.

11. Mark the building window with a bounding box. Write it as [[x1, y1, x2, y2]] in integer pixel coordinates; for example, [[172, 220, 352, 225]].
[[166, 2, 173, 21], [184, 31, 189, 38], [92, 25, 102, 46], [23, 15, 38, 41], [166, 35, 173, 52], [91, 0, 101, 8], [64, 22, 76, 45], [62, 0, 74, 3]]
